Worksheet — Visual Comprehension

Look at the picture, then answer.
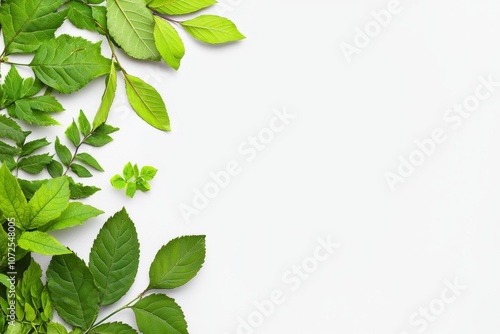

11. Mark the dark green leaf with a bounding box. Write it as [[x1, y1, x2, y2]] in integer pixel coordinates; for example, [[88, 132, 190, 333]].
[[65, 121, 81, 147], [75, 153, 104, 171], [71, 163, 93, 178], [68, 179, 100, 199], [131, 294, 188, 334], [78, 110, 91, 136], [47, 160, 64, 178], [21, 138, 50, 157], [0, 140, 21, 155], [18, 153, 53, 174], [55, 137, 72, 166], [84, 124, 118, 147], [0, 115, 26, 145]]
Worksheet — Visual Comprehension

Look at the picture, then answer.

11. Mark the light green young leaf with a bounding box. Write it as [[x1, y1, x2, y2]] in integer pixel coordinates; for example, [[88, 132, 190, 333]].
[[0, 0, 67, 54], [47, 253, 100, 330], [71, 163, 93, 178], [91, 322, 137, 333], [18, 231, 70, 255], [27, 177, 70, 229], [0, 163, 28, 227], [140, 166, 158, 181], [153, 17, 185, 70], [125, 74, 170, 131], [44, 202, 104, 232], [55, 137, 72, 166], [126, 182, 137, 198], [47, 322, 69, 334], [107, 0, 160, 60], [30, 35, 111, 94], [89, 208, 140, 305], [131, 294, 188, 334], [123, 162, 134, 180], [136, 179, 150, 192], [110, 175, 127, 189], [65, 121, 81, 147], [181, 15, 245, 44], [149, 235, 206, 289], [18, 154, 53, 174], [78, 110, 91, 137], [148, 0, 216, 15], [93, 63, 117, 129], [21, 138, 50, 157], [75, 153, 104, 171]]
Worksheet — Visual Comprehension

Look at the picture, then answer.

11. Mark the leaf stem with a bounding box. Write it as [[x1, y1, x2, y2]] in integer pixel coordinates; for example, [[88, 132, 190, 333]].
[[62, 132, 93, 176], [87, 289, 148, 331], [152, 11, 180, 24]]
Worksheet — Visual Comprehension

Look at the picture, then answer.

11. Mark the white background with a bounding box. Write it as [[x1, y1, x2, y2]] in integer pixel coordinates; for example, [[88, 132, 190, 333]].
[[20, 0, 500, 333]]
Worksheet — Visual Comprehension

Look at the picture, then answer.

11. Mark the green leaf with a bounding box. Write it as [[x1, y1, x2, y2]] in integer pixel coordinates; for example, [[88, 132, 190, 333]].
[[21, 95, 64, 112], [123, 162, 134, 180], [0, 115, 26, 145], [91, 322, 137, 334], [125, 182, 137, 198], [55, 137, 72, 166], [69, 180, 100, 199], [131, 294, 188, 334], [78, 110, 91, 136], [9, 101, 60, 126], [125, 74, 170, 131], [153, 17, 185, 70], [47, 160, 64, 178], [44, 202, 103, 232], [67, 2, 97, 31], [110, 175, 127, 189], [93, 63, 117, 129], [18, 153, 53, 174], [0, 154, 16, 170], [89, 208, 140, 305], [149, 235, 206, 289], [65, 121, 81, 147], [47, 253, 100, 330], [18, 231, 70, 255], [107, 0, 160, 60], [136, 179, 150, 192], [0, 0, 67, 54], [0, 140, 20, 155], [30, 34, 112, 94], [27, 177, 70, 229], [47, 322, 69, 334], [84, 124, 119, 147], [140, 166, 158, 181], [181, 15, 245, 44], [21, 138, 50, 157], [148, 0, 216, 15], [3, 66, 23, 102], [0, 164, 28, 226], [18, 179, 47, 200], [71, 163, 93, 178], [92, 6, 108, 35], [75, 153, 104, 171]]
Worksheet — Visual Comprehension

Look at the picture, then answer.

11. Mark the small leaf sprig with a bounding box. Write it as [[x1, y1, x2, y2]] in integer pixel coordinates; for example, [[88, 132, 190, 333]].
[[111, 163, 158, 198]]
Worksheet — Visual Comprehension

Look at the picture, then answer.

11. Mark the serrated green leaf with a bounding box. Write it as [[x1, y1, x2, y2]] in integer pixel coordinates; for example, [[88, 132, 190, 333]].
[[21, 95, 64, 112], [78, 110, 91, 136], [153, 17, 185, 70], [149, 235, 206, 289], [27, 177, 70, 229], [0, 140, 20, 155], [0, 163, 28, 226], [21, 138, 50, 157], [92, 6, 108, 35], [3, 66, 23, 102], [47, 253, 100, 330], [67, 2, 97, 31], [0, 115, 26, 145], [0, 154, 16, 170], [55, 137, 72, 166], [181, 15, 245, 44], [131, 294, 188, 334], [18, 153, 53, 174], [47, 160, 64, 178], [68, 180, 100, 199], [18, 231, 70, 255], [44, 202, 103, 232], [91, 322, 137, 334], [110, 175, 127, 189], [125, 74, 170, 131], [65, 121, 81, 147], [89, 208, 139, 305], [93, 63, 117, 129], [0, 0, 67, 55], [107, 0, 160, 60], [71, 163, 93, 178], [148, 0, 216, 15], [75, 153, 104, 171], [30, 34, 111, 94]]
